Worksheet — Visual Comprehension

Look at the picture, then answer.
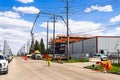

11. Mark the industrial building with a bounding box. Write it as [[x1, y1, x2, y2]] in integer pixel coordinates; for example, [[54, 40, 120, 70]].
[[49, 34, 91, 55], [49, 34, 120, 59], [70, 36, 120, 59]]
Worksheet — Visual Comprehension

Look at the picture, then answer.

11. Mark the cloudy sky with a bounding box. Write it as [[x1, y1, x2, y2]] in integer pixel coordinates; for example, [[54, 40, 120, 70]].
[[0, 0, 120, 54]]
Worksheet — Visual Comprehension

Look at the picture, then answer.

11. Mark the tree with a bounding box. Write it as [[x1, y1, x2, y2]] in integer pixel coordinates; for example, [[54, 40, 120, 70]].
[[40, 38, 45, 54], [34, 40, 40, 51]]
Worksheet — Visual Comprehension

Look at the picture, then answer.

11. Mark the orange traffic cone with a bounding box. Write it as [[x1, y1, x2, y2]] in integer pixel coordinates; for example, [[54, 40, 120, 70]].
[[24, 56, 28, 61]]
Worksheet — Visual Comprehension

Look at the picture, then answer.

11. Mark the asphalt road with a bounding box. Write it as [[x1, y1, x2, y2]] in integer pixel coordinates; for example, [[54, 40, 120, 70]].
[[0, 57, 120, 80]]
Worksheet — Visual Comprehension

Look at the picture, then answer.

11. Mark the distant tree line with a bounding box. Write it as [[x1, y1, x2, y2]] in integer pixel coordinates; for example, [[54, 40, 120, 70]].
[[34, 38, 45, 54]]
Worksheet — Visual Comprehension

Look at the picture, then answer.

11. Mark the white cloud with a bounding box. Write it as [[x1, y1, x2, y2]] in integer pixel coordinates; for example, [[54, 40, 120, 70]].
[[103, 27, 120, 36], [0, 11, 20, 19], [0, 16, 33, 30], [40, 19, 120, 36], [85, 5, 113, 13], [84, 8, 92, 13], [109, 14, 120, 23], [34, 32, 53, 48], [40, 19, 120, 46], [0, 8, 40, 54], [40, 19, 102, 35], [115, 27, 120, 31], [13, 6, 40, 14], [35, 32, 47, 43], [16, 0, 34, 3], [69, 20, 101, 33], [0, 27, 30, 54], [40, 21, 66, 34], [1, 29, 29, 38], [1, 13, 120, 54], [0, 10, 33, 54]]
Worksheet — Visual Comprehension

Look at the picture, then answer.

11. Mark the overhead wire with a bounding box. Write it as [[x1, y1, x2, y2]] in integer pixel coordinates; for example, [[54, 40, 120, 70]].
[[0, 0, 119, 35], [70, 23, 120, 35]]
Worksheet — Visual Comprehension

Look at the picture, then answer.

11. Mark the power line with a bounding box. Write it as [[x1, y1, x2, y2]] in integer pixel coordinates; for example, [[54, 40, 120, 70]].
[[70, 23, 120, 35]]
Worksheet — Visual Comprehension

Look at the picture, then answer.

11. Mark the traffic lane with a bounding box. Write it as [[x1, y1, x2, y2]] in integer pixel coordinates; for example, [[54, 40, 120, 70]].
[[1, 58, 91, 80], [0, 57, 41, 80], [21, 59, 89, 80], [16, 58, 120, 80], [22, 58, 120, 80], [0, 57, 120, 80]]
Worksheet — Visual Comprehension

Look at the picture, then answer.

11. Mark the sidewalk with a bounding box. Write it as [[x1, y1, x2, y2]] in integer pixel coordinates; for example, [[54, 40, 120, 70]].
[[64, 62, 96, 68]]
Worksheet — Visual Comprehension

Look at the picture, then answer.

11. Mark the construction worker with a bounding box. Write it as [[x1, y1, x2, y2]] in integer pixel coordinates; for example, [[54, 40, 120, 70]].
[[47, 56, 51, 66], [45, 54, 49, 60], [45, 54, 51, 66]]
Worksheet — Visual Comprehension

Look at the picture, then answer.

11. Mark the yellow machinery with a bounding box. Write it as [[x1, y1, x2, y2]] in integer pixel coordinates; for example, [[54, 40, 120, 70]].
[[34, 50, 40, 54]]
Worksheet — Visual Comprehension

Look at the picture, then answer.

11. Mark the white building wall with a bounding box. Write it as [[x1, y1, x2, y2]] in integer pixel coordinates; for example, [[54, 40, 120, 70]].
[[98, 37, 120, 54], [84, 38, 96, 54], [69, 41, 82, 59], [69, 36, 120, 59], [69, 38, 97, 59]]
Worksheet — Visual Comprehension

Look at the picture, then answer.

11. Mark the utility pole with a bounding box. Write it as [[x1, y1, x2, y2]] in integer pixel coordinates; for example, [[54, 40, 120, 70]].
[[0, 44, 1, 54], [66, 0, 69, 61], [3, 40, 6, 55], [117, 49, 120, 68], [53, 14, 56, 59], [62, 0, 70, 61], [29, 11, 68, 57], [26, 41, 29, 54], [47, 21, 49, 54], [27, 40, 30, 54], [62, 0, 74, 61], [23, 45, 25, 55], [82, 40, 84, 59]]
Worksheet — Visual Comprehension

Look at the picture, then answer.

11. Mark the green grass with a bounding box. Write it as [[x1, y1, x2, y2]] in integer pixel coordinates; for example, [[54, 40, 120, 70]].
[[51, 58, 89, 63], [62, 59, 81, 63], [85, 63, 120, 74], [108, 63, 120, 74]]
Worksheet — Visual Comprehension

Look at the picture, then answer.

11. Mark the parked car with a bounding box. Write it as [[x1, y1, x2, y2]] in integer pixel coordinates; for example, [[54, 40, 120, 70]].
[[93, 53, 108, 61], [27, 54, 32, 58], [31, 53, 42, 60], [0, 54, 8, 74]]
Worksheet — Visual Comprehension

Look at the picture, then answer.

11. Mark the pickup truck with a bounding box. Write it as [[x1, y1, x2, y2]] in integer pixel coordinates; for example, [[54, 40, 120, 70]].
[[0, 54, 8, 74]]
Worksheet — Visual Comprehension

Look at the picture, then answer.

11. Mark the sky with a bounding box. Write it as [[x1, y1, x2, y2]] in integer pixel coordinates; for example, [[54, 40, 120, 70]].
[[1, 0, 120, 54]]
